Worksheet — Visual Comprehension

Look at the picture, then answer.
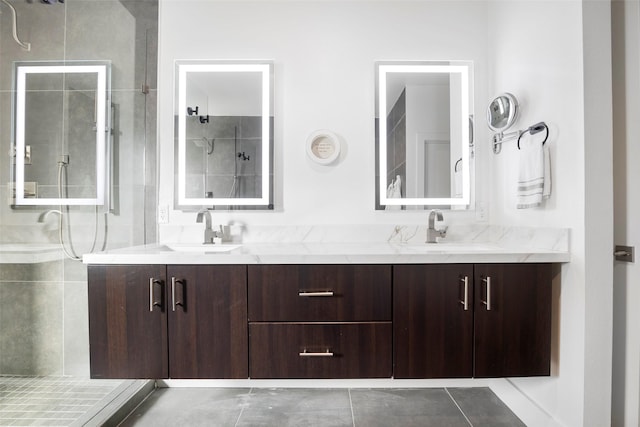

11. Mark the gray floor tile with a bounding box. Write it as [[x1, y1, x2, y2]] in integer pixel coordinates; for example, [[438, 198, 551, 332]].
[[237, 388, 353, 427], [350, 388, 470, 427], [119, 388, 249, 427], [447, 387, 526, 427], [118, 387, 526, 427], [0, 376, 125, 427]]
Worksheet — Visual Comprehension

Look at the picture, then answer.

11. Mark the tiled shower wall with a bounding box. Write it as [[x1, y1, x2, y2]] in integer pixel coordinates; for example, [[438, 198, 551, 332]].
[[22, 78, 101, 199], [0, 0, 158, 376], [0, 258, 89, 376], [184, 116, 263, 200]]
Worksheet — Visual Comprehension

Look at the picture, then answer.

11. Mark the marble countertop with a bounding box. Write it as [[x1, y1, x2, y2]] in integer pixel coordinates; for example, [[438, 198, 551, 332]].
[[82, 241, 570, 265]]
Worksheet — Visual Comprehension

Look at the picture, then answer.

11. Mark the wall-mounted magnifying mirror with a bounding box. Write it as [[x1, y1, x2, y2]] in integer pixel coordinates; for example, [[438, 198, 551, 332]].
[[487, 92, 518, 133], [175, 61, 274, 209], [12, 61, 111, 206], [487, 92, 520, 154], [376, 61, 473, 209]]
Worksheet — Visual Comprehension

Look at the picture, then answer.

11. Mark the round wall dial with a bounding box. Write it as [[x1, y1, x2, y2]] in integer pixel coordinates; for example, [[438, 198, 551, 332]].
[[306, 130, 341, 165]]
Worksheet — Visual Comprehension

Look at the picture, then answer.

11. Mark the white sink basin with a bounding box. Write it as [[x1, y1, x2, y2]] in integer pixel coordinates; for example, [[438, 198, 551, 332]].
[[165, 243, 242, 253]]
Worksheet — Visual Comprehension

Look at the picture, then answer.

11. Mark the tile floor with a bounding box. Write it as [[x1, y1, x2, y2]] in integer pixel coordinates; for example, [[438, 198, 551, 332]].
[[120, 387, 526, 427], [0, 376, 129, 426]]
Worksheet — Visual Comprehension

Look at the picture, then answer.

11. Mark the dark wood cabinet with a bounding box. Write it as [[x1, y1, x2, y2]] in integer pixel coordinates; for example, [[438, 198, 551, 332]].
[[167, 265, 248, 379], [88, 264, 248, 379], [248, 264, 392, 379], [393, 264, 474, 378], [88, 261, 553, 381], [393, 263, 553, 379], [473, 263, 552, 377], [88, 265, 168, 379]]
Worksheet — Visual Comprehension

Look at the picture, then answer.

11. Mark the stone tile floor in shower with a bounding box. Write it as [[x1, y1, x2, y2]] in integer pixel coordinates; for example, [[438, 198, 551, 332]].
[[121, 387, 526, 427], [0, 376, 124, 426]]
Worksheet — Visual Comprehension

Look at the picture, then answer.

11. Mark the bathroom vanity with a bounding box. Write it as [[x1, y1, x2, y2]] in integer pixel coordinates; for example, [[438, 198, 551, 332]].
[[85, 240, 566, 381]]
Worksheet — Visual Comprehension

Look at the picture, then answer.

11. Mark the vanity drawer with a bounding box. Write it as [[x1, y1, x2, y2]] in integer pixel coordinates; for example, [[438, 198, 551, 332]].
[[247, 265, 391, 322], [249, 322, 392, 379]]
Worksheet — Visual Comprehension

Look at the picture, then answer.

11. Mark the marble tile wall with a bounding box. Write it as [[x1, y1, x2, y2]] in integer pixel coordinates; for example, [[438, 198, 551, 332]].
[[0, 261, 64, 375]]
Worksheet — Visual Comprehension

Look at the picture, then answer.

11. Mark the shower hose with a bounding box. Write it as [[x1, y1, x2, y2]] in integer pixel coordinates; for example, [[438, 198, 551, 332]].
[[55, 160, 102, 261]]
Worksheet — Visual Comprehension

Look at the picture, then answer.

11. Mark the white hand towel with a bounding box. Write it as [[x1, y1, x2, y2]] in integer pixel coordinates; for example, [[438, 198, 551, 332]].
[[451, 164, 465, 211], [454, 169, 462, 198], [517, 138, 550, 209], [542, 144, 551, 200]]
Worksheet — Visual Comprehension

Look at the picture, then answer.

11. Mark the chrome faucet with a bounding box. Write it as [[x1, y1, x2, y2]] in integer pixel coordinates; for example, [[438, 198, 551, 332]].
[[196, 209, 222, 244], [426, 209, 447, 243]]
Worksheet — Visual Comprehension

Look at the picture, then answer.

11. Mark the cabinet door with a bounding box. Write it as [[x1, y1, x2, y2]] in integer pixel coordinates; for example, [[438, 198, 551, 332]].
[[167, 265, 248, 379], [88, 265, 168, 379], [474, 263, 552, 378], [393, 264, 474, 378]]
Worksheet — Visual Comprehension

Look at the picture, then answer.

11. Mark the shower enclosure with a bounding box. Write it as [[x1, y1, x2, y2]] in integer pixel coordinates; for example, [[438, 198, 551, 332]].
[[0, 0, 158, 424]]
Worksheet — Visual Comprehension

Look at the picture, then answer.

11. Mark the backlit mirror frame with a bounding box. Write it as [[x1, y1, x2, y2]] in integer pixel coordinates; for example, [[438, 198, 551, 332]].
[[176, 61, 272, 207], [13, 61, 110, 206], [377, 62, 472, 208]]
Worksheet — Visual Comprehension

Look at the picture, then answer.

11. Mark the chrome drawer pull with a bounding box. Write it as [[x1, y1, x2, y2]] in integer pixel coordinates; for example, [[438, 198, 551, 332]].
[[149, 278, 163, 312], [299, 349, 334, 357], [171, 277, 186, 312], [459, 276, 469, 311], [480, 276, 492, 311], [298, 291, 334, 297]]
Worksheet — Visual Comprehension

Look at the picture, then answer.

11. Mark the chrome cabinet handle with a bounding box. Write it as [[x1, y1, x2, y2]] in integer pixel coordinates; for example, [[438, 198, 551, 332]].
[[480, 276, 492, 311], [171, 277, 185, 312], [459, 276, 469, 311], [299, 349, 334, 357], [298, 291, 334, 297], [149, 278, 163, 312]]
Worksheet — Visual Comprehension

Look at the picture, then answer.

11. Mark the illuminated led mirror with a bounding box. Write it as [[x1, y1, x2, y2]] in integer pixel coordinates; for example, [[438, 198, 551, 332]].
[[13, 61, 111, 206], [175, 61, 273, 208], [376, 61, 473, 209]]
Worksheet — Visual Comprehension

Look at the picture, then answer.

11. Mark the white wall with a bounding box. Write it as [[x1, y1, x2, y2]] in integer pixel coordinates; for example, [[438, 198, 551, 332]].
[[612, 1, 640, 426], [157, 0, 489, 230], [158, 1, 614, 425], [487, 1, 613, 426]]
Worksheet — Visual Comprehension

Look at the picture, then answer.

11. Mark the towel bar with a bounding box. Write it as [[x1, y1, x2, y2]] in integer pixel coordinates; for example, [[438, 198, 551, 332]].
[[492, 121, 548, 154]]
